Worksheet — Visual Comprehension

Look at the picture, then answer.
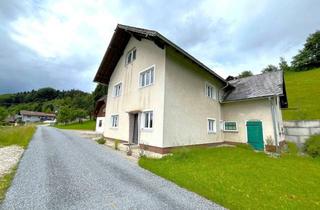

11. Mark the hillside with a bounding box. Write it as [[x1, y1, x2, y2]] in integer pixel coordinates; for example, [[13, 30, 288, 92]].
[[282, 67, 320, 120]]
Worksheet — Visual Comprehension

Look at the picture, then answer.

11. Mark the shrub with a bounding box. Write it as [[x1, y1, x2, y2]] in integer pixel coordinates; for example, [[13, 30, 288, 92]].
[[114, 139, 120, 150], [96, 137, 106, 144], [304, 135, 320, 157]]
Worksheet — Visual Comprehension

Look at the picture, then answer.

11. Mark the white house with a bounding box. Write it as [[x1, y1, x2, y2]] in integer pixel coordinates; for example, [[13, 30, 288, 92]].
[[20, 110, 56, 123], [93, 24, 288, 154]]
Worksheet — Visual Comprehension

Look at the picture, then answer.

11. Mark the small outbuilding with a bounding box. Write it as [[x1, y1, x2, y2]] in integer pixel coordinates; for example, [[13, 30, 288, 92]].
[[94, 96, 107, 133]]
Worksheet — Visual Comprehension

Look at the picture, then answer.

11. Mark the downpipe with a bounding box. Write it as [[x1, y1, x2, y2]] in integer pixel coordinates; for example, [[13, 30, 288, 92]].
[[269, 97, 279, 152]]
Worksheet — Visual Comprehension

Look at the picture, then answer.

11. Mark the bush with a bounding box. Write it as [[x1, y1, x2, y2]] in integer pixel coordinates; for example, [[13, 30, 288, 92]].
[[114, 139, 120, 150], [304, 135, 320, 157], [96, 137, 106, 144]]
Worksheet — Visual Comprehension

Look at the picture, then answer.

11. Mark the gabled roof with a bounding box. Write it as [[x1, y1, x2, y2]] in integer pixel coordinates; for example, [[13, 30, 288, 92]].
[[20, 110, 56, 117], [94, 24, 227, 85], [223, 71, 288, 107]]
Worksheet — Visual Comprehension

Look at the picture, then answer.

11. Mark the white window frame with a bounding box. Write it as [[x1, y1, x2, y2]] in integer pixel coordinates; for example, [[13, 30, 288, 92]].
[[113, 82, 122, 97], [111, 115, 119, 128], [205, 82, 217, 100], [126, 48, 136, 65], [141, 110, 153, 130], [139, 65, 155, 88], [207, 118, 217, 134], [223, 121, 238, 132]]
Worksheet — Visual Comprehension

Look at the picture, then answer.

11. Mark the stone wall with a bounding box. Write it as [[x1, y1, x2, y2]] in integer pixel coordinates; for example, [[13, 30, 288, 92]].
[[284, 120, 320, 146]]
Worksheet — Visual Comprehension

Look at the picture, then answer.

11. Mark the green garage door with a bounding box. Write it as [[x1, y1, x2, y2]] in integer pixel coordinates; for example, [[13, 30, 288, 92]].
[[246, 121, 264, 150]]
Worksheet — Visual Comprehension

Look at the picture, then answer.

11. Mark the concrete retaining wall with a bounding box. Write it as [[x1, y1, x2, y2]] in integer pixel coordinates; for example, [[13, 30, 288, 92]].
[[284, 120, 320, 146]]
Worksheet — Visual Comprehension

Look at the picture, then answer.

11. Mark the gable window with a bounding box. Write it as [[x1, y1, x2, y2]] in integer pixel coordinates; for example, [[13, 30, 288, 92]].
[[126, 48, 136, 65], [208, 118, 216, 133], [111, 115, 119, 128], [139, 66, 155, 87], [113, 83, 122, 97], [142, 111, 153, 129], [206, 83, 217, 100], [224, 121, 237, 131]]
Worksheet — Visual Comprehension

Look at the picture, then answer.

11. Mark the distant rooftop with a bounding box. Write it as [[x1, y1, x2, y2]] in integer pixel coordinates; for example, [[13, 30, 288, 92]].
[[20, 110, 56, 117]]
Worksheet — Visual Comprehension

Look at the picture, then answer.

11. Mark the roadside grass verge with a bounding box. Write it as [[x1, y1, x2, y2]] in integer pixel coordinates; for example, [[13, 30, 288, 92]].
[[0, 167, 16, 202], [0, 126, 36, 148], [54, 120, 95, 131], [0, 126, 36, 202], [282, 67, 320, 120], [139, 146, 320, 209]]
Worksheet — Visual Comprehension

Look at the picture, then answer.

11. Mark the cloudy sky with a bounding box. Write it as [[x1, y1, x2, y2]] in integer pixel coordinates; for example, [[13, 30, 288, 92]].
[[0, 0, 319, 94]]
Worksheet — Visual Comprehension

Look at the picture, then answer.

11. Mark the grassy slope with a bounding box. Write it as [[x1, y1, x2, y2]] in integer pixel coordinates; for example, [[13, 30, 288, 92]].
[[282, 68, 320, 120], [0, 126, 36, 202], [0, 126, 36, 148], [54, 120, 95, 131], [139, 147, 320, 209]]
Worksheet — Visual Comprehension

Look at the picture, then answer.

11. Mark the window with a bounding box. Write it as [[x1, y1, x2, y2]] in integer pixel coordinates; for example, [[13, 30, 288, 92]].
[[224, 121, 237, 131], [111, 115, 118, 128], [126, 48, 136, 65], [99, 120, 102, 127], [206, 83, 217, 100], [140, 66, 155, 87], [113, 83, 122, 97], [208, 118, 216, 133], [142, 111, 153, 129]]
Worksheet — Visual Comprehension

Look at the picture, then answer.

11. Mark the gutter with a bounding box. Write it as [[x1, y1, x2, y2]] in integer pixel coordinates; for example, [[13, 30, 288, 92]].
[[269, 97, 279, 152]]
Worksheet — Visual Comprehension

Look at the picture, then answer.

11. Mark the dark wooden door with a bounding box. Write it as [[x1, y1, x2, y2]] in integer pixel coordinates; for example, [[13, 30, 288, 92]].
[[132, 114, 138, 144]]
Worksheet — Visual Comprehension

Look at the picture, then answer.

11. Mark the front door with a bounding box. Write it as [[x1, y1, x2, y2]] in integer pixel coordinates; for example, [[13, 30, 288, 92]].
[[246, 121, 264, 150], [132, 114, 139, 144]]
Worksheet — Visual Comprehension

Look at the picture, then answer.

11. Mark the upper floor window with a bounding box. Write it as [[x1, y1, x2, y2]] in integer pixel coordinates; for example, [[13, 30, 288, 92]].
[[140, 66, 155, 88], [208, 118, 216, 133], [142, 111, 153, 129], [206, 83, 217, 100], [126, 48, 136, 65], [113, 82, 122, 97]]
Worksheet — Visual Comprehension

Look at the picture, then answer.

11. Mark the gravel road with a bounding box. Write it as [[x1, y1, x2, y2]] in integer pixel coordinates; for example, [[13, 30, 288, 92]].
[[1, 126, 223, 210]]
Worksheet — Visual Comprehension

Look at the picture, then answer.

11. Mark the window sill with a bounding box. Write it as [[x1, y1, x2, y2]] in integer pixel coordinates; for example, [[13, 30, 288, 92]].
[[139, 83, 154, 89], [223, 130, 238, 133], [141, 128, 153, 132], [110, 127, 118, 130]]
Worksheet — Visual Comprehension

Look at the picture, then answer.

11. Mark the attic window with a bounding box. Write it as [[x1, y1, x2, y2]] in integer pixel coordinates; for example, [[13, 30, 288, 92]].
[[126, 48, 136, 65], [206, 83, 217, 100]]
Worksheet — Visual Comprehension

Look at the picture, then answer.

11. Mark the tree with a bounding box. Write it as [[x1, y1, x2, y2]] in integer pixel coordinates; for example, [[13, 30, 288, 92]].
[[261, 65, 279, 73], [238, 70, 253, 78], [279, 57, 291, 72], [0, 107, 8, 122], [291, 31, 320, 71]]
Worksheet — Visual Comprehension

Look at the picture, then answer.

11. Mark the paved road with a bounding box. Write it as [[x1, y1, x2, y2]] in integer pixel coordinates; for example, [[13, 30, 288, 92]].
[[1, 126, 223, 210]]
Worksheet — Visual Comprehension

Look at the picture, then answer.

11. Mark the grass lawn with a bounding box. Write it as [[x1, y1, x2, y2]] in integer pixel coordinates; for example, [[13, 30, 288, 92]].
[[139, 146, 320, 209], [0, 126, 36, 148], [54, 120, 96, 131], [0, 126, 36, 202], [282, 68, 320, 120]]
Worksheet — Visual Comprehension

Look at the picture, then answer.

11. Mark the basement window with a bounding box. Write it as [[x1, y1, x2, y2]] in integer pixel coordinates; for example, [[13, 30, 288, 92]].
[[142, 111, 153, 129], [126, 48, 136, 65], [224, 121, 238, 131], [111, 115, 118, 128], [208, 118, 216, 133]]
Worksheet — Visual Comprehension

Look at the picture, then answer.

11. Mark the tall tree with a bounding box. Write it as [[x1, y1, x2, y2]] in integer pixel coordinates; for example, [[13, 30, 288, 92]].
[[279, 57, 290, 72], [261, 65, 279, 73], [238, 70, 253, 78], [291, 31, 320, 71]]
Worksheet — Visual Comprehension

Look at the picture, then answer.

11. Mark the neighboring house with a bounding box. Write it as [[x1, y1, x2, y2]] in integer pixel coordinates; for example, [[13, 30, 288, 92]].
[[93, 24, 288, 154], [94, 95, 107, 133], [20, 110, 56, 123]]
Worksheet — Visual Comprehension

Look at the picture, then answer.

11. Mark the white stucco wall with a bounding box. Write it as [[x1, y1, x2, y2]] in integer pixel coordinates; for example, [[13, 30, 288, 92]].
[[104, 37, 166, 147], [162, 47, 225, 147], [96, 117, 105, 133], [221, 98, 281, 145]]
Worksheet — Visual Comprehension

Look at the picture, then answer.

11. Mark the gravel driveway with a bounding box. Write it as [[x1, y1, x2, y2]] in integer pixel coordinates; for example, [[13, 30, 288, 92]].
[[1, 126, 223, 210]]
